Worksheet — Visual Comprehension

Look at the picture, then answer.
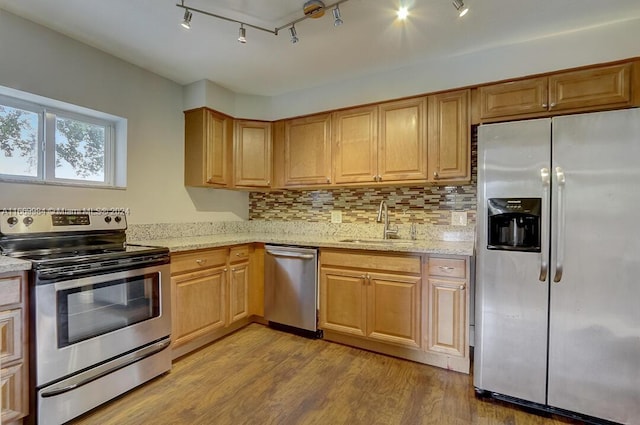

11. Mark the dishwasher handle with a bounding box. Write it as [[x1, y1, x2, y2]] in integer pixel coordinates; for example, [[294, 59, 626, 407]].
[[266, 249, 315, 260]]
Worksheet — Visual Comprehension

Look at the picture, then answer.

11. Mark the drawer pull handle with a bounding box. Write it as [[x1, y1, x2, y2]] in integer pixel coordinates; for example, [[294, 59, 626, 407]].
[[195, 259, 207, 265], [235, 252, 245, 257], [438, 266, 454, 271]]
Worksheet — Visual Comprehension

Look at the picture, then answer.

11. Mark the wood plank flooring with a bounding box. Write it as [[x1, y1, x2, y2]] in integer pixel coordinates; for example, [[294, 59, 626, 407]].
[[72, 324, 583, 425]]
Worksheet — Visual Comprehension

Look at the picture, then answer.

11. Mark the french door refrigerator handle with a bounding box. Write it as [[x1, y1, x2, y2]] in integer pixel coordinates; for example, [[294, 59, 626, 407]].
[[554, 166, 566, 283], [539, 167, 550, 281]]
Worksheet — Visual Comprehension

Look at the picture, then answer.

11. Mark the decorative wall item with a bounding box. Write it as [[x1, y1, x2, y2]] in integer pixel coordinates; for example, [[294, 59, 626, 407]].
[[249, 128, 478, 225]]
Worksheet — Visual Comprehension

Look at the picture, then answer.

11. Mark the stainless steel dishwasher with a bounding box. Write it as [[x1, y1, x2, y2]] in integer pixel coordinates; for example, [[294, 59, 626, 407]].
[[264, 245, 321, 337]]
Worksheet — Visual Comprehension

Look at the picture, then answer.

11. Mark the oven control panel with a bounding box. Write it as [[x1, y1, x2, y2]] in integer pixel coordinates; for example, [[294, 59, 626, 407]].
[[0, 210, 127, 234]]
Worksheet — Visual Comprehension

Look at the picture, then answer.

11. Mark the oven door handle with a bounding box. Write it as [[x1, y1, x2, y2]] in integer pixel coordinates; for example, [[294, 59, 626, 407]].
[[40, 338, 171, 398]]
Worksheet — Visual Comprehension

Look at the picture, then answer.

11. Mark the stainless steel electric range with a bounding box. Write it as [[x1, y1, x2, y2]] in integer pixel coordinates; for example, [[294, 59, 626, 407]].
[[0, 210, 172, 425]]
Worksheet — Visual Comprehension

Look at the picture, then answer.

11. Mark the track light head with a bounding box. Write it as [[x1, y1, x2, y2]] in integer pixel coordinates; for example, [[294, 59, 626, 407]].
[[238, 24, 247, 43], [452, 0, 469, 17], [181, 9, 192, 29], [332, 5, 343, 26], [289, 25, 299, 44]]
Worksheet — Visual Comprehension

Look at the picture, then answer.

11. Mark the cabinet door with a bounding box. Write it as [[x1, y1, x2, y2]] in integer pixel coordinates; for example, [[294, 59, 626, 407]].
[[1, 363, 26, 423], [319, 268, 367, 337], [367, 273, 421, 348], [378, 97, 428, 182], [549, 63, 632, 112], [479, 77, 548, 120], [171, 267, 227, 347], [184, 108, 231, 187], [332, 105, 378, 184], [283, 114, 332, 186], [228, 262, 249, 324], [428, 90, 470, 182], [427, 278, 466, 357], [0, 309, 22, 364], [234, 120, 272, 188]]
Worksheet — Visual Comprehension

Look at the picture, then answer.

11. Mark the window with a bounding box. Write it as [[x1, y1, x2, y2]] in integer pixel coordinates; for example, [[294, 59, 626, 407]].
[[0, 91, 126, 188]]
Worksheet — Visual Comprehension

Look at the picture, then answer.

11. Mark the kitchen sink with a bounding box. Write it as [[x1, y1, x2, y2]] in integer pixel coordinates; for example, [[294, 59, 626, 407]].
[[338, 238, 414, 246]]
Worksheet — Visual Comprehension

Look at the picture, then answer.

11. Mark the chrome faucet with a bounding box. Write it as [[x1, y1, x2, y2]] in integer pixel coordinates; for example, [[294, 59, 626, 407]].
[[376, 200, 398, 239]]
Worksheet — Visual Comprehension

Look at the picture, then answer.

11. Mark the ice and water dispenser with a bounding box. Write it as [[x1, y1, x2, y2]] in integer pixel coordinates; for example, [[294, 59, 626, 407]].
[[487, 198, 541, 252]]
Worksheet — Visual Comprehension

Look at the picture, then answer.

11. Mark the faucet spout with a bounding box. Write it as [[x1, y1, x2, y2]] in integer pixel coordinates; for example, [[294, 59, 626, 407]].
[[376, 200, 397, 239]]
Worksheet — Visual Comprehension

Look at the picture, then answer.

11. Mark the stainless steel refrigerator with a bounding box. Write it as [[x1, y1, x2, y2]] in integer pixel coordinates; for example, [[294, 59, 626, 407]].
[[475, 108, 640, 424]]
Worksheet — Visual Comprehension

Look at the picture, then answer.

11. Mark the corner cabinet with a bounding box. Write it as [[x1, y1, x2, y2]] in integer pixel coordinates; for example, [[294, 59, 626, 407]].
[[170, 245, 254, 359], [0, 272, 28, 424], [479, 61, 638, 122], [427, 89, 470, 183], [234, 120, 272, 189], [184, 107, 233, 187]]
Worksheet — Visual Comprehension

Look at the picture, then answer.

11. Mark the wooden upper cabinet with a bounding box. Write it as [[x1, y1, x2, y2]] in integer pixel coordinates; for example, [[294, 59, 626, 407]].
[[479, 61, 636, 121], [184, 108, 232, 187], [283, 113, 332, 187], [479, 77, 548, 120], [549, 63, 632, 112], [427, 90, 470, 182], [234, 120, 272, 188], [378, 97, 428, 183], [332, 105, 378, 184]]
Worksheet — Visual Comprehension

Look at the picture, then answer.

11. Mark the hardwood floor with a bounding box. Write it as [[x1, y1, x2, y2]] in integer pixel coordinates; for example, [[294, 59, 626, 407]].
[[72, 324, 583, 425]]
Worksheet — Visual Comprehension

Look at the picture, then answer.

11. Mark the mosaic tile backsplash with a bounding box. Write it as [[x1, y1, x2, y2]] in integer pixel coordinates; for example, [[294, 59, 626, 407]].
[[249, 127, 478, 226]]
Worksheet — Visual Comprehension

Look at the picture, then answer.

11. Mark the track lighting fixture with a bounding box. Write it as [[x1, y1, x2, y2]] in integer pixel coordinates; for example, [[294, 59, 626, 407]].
[[452, 0, 469, 17], [176, 0, 349, 43], [181, 9, 192, 29], [332, 5, 343, 26], [289, 25, 299, 44]]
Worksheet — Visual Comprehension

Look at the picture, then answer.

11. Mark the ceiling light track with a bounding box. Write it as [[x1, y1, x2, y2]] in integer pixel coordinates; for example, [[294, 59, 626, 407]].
[[176, 0, 350, 40]]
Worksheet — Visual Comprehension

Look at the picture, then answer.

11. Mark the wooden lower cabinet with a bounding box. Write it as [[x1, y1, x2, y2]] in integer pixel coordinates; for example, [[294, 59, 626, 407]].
[[319, 250, 421, 350], [319, 249, 470, 373], [0, 271, 28, 424], [170, 245, 254, 358]]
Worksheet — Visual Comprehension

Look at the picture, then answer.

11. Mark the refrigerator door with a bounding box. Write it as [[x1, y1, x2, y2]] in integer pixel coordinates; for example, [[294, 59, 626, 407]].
[[475, 119, 551, 404], [548, 108, 640, 424]]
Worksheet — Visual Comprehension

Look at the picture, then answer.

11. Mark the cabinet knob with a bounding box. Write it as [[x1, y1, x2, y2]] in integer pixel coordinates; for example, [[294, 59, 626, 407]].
[[459, 285, 465, 290], [372, 175, 377, 182], [326, 177, 331, 183], [266, 180, 271, 185], [231, 268, 236, 272], [224, 267, 228, 272], [542, 103, 548, 108], [433, 171, 439, 179], [236, 252, 244, 257], [377, 175, 382, 182], [549, 102, 556, 109]]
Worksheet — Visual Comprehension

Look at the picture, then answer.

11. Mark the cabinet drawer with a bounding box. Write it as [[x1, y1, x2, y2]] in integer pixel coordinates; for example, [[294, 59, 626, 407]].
[[229, 245, 250, 264], [321, 250, 421, 274], [428, 257, 466, 279], [171, 249, 228, 275], [0, 275, 22, 307], [1, 362, 27, 422], [0, 309, 22, 364]]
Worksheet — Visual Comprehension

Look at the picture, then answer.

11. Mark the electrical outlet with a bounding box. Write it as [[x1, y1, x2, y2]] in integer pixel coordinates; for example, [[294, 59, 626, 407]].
[[451, 211, 468, 226], [331, 210, 342, 224]]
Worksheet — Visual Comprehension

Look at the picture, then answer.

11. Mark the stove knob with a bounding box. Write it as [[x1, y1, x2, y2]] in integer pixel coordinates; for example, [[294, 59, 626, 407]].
[[104, 216, 112, 223], [114, 216, 122, 223], [7, 216, 18, 226], [23, 216, 34, 226]]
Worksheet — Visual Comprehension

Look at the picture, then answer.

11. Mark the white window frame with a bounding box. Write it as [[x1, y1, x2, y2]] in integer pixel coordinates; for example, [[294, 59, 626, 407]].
[[0, 87, 127, 189]]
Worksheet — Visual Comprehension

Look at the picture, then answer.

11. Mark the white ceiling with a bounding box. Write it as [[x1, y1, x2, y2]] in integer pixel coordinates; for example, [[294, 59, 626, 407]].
[[1, 0, 640, 97]]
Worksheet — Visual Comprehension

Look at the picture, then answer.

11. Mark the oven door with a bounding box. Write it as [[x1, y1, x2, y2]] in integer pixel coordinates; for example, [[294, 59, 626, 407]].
[[34, 262, 171, 387]]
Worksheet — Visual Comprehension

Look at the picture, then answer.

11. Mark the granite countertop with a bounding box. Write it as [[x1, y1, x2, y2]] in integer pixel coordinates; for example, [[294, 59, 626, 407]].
[[0, 256, 32, 274], [131, 232, 475, 256]]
